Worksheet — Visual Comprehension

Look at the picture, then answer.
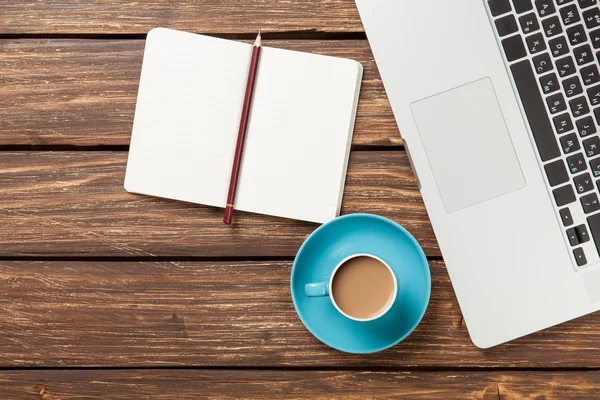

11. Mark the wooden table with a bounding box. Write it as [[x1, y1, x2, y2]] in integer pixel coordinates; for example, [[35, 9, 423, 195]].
[[1, 1, 599, 398]]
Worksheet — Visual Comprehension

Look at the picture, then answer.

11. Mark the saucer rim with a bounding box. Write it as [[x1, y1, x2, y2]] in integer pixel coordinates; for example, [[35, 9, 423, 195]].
[[290, 213, 431, 354]]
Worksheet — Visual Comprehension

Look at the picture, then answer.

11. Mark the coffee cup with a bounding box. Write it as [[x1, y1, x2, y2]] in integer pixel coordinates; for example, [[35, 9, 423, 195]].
[[291, 213, 430, 353], [305, 253, 398, 322]]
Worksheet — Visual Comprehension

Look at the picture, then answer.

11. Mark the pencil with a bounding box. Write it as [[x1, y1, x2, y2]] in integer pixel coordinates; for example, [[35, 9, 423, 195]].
[[223, 31, 262, 224]]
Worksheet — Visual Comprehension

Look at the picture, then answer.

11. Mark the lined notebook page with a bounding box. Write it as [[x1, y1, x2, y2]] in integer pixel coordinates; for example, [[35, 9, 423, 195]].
[[125, 28, 363, 223]]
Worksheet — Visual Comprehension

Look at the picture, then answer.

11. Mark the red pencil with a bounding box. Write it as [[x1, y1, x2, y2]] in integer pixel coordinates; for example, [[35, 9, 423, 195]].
[[223, 31, 262, 224]]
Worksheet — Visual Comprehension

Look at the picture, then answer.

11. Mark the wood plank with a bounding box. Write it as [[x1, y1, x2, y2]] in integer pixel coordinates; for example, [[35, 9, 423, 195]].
[[0, 39, 399, 147], [2, 260, 600, 368], [1, 370, 600, 399], [0, 151, 436, 258], [0, 1, 363, 35]]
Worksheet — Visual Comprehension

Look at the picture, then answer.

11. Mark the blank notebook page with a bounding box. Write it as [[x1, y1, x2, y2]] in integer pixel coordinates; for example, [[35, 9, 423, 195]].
[[125, 28, 363, 223]]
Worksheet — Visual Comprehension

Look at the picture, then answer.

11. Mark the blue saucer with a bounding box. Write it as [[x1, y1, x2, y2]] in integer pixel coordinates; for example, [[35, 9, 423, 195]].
[[291, 213, 430, 354]]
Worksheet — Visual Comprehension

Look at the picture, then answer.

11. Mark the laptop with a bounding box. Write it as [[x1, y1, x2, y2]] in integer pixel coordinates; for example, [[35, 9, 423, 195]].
[[356, 0, 600, 348]]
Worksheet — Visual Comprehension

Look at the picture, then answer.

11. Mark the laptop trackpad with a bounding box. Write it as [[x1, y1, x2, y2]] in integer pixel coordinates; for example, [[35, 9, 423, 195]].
[[411, 78, 526, 213]]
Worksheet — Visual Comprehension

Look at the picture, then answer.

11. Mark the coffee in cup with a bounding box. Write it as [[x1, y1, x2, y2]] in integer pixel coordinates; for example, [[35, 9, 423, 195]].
[[331, 255, 396, 320], [305, 253, 397, 322]]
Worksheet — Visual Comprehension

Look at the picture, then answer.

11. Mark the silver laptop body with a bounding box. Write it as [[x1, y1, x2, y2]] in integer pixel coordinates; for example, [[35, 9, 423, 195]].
[[356, 0, 600, 347]]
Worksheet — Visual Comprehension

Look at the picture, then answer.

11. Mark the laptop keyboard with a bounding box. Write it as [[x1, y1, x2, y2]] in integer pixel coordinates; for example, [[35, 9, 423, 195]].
[[488, 0, 600, 268]]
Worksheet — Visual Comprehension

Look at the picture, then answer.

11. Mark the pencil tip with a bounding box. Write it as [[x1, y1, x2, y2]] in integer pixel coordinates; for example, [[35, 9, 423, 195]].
[[255, 31, 262, 47]]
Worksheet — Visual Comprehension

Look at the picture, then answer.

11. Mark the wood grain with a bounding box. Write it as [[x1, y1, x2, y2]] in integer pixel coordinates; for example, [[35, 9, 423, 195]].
[[0, 1, 363, 35], [2, 370, 600, 399], [3, 0, 594, 390], [0, 39, 400, 147], [0, 151, 436, 258], [2, 260, 600, 368]]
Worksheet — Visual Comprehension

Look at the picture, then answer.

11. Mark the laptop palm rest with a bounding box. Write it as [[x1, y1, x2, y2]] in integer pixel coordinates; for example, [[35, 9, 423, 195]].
[[411, 78, 526, 213]]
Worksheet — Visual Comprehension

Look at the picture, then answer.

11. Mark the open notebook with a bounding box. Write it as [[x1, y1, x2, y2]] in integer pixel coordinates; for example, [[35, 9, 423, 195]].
[[125, 28, 363, 223]]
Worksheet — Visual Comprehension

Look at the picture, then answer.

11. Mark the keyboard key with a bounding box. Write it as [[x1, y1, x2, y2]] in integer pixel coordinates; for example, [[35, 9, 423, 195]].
[[584, 135, 600, 157], [514, 0, 534, 13], [526, 32, 547, 54], [560, 132, 581, 153], [587, 85, 600, 105], [533, 53, 553, 73], [573, 247, 587, 266], [553, 184, 577, 206], [574, 44, 594, 65], [548, 92, 567, 113], [587, 212, 600, 256], [511, 60, 561, 161], [535, 0, 555, 17], [574, 172, 594, 193], [581, 192, 600, 213], [590, 156, 600, 176], [569, 96, 590, 117], [560, 4, 580, 25], [541, 72, 559, 94], [560, 207, 574, 226], [581, 64, 600, 85], [490, 0, 512, 15], [595, 107, 600, 124], [519, 12, 540, 33], [557, 0, 574, 5], [576, 46, 595, 67], [496, 14, 519, 36], [567, 24, 587, 45], [503, 35, 528, 60], [549, 36, 569, 57], [579, 0, 598, 8], [563, 75, 583, 97], [567, 227, 581, 245], [584, 8, 600, 28], [555, 55, 576, 77], [576, 115, 597, 137], [576, 224, 591, 242], [591, 28, 600, 48], [545, 159, 570, 185], [543, 15, 563, 36], [567, 152, 587, 173], [554, 113, 574, 133]]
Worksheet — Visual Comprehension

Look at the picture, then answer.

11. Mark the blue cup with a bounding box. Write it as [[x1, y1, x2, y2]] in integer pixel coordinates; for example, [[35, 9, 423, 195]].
[[291, 213, 431, 354], [304, 253, 398, 322]]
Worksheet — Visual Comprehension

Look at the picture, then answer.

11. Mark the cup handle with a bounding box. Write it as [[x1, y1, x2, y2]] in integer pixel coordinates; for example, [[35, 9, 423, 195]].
[[305, 282, 329, 297]]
